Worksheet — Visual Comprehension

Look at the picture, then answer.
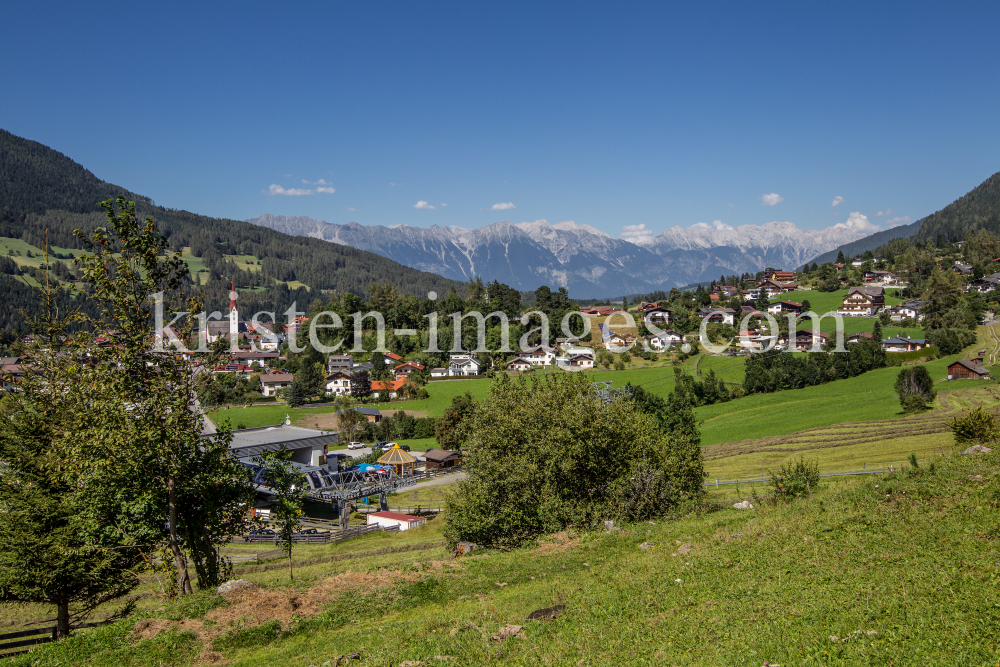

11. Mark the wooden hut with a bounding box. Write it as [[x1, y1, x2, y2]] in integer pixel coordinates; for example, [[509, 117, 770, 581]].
[[423, 448, 462, 470], [377, 444, 417, 476], [947, 359, 991, 380]]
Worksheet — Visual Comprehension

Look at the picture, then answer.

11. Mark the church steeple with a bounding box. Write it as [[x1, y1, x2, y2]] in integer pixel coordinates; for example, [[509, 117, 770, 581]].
[[229, 282, 239, 339]]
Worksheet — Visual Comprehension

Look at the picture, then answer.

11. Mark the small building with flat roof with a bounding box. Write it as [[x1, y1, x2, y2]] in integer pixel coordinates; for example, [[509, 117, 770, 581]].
[[366, 511, 427, 531]]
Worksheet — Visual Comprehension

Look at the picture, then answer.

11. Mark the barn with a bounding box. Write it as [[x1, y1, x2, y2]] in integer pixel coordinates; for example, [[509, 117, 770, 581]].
[[947, 359, 991, 380]]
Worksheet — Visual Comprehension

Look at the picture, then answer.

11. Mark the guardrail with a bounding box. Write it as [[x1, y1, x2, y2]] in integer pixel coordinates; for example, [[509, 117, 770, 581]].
[[0, 621, 109, 658], [705, 460, 917, 488]]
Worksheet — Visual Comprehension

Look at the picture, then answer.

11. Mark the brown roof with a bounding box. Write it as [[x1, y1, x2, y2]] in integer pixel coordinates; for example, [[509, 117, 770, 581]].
[[846, 285, 885, 298], [232, 351, 279, 360], [949, 359, 989, 375], [260, 372, 294, 383], [423, 448, 460, 462]]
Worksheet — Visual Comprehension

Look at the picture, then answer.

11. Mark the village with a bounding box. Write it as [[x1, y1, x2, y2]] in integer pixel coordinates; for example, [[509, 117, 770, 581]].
[[166, 251, 1000, 412]]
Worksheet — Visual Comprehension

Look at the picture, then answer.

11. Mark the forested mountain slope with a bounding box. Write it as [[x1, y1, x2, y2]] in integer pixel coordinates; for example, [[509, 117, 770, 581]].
[[807, 169, 1000, 266], [911, 170, 1000, 243], [0, 130, 463, 298]]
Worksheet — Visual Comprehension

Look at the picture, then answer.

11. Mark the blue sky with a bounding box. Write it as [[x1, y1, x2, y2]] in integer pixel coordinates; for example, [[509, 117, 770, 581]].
[[2, 1, 999, 240]]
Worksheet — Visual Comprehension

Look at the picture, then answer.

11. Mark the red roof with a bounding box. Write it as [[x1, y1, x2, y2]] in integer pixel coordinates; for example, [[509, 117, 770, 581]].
[[369, 511, 424, 522], [385, 352, 403, 361], [394, 361, 425, 370], [371, 378, 405, 391]]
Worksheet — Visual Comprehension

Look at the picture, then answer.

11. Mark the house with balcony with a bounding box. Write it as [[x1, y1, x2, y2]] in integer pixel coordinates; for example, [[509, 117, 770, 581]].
[[325, 369, 354, 395], [837, 286, 885, 317]]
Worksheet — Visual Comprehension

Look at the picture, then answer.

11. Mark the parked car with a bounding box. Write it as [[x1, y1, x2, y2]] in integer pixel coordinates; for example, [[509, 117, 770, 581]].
[[295, 528, 319, 535], [373, 440, 392, 451], [347, 441, 365, 450], [398, 444, 411, 452]]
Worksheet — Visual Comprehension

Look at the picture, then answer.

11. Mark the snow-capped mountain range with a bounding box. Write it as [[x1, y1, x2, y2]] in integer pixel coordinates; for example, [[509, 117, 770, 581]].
[[246, 214, 875, 297]]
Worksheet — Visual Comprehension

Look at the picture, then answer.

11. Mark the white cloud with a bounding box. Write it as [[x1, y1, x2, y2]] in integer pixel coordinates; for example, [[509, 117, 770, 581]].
[[832, 196, 843, 207], [884, 216, 911, 228], [761, 193, 784, 206], [491, 202, 516, 210], [283, 173, 293, 178], [836, 211, 879, 233], [267, 184, 314, 196], [875, 208, 893, 217], [346, 207, 356, 212], [266, 180, 335, 196], [441, 203, 447, 207], [620, 223, 654, 244], [413, 200, 436, 210]]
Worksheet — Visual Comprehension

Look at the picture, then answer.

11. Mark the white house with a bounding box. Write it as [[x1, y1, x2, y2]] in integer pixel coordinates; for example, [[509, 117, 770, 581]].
[[366, 511, 427, 531], [430, 367, 448, 378], [697, 308, 736, 326], [523, 345, 557, 366], [448, 354, 482, 376], [256, 334, 281, 351], [767, 301, 802, 315], [260, 372, 294, 397], [507, 357, 533, 371], [325, 370, 353, 395], [889, 301, 924, 322], [605, 332, 636, 350], [648, 330, 683, 351]]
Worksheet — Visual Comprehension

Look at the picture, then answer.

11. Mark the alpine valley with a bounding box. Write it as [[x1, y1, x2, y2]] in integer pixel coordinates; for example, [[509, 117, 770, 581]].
[[247, 213, 886, 298]]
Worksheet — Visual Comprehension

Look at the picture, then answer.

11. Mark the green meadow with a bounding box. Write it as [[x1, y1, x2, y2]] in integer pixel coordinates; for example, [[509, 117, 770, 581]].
[[13, 451, 1000, 666]]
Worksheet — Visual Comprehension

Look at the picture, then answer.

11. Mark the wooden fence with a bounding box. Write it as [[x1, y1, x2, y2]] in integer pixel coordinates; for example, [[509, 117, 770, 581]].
[[354, 505, 445, 515], [229, 523, 383, 545], [0, 621, 107, 658]]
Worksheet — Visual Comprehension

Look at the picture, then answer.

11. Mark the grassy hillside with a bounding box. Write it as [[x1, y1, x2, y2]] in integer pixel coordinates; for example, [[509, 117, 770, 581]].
[[12, 450, 1000, 666]]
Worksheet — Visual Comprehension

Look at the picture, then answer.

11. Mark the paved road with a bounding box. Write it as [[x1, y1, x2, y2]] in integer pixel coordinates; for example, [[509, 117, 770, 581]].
[[406, 472, 467, 490]]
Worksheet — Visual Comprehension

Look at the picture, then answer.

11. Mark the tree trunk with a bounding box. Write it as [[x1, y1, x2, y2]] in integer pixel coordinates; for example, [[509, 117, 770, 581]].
[[55, 595, 70, 638], [288, 550, 293, 581], [167, 477, 193, 596]]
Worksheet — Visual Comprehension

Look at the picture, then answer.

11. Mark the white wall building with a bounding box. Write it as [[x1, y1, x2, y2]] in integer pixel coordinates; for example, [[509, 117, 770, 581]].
[[366, 511, 427, 531]]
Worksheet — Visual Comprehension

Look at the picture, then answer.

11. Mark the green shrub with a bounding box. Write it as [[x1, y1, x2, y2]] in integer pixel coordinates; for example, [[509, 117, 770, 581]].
[[444, 374, 704, 549], [895, 366, 936, 411], [769, 457, 820, 499], [947, 404, 1000, 446]]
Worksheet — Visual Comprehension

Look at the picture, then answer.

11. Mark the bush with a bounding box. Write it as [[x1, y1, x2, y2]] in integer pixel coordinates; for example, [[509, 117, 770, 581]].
[[902, 395, 932, 412], [894, 366, 936, 411], [768, 457, 819, 499], [444, 374, 705, 549], [947, 404, 999, 446]]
